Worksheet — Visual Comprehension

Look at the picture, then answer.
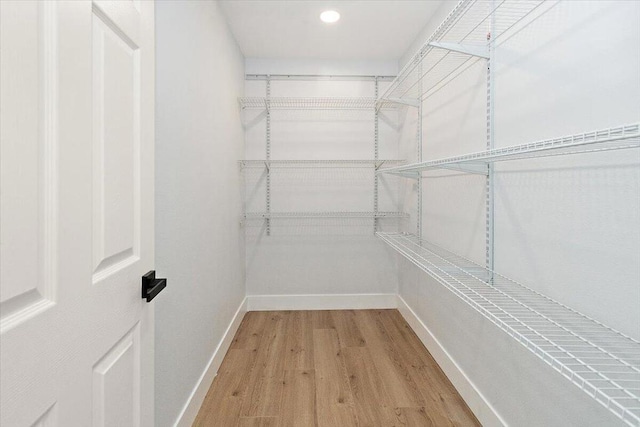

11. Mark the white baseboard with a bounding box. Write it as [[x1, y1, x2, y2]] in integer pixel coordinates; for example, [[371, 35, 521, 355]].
[[396, 295, 505, 427], [246, 293, 398, 311], [174, 297, 248, 427]]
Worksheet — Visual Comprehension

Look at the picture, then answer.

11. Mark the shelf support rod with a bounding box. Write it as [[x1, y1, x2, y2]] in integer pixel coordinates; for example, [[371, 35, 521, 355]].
[[485, 4, 496, 278], [266, 76, 271, 236], [374, 77, 380, 234], [428, 41, 490, 59], [417, 61, 423, 238]]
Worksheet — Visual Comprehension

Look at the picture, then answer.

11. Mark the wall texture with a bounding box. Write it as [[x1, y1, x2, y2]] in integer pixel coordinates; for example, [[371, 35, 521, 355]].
[[155, 2, 245, 426], [398, 1, 640, 425]]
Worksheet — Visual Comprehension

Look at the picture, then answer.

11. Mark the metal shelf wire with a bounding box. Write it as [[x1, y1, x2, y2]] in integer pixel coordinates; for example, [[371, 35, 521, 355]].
[[244, 211, 409, 219], [239, 97, 398, 110], [240, 159, 406, 169], [380, 0, 544, 101], [377, 231, 640, 426], [377, 124, 640, 177]]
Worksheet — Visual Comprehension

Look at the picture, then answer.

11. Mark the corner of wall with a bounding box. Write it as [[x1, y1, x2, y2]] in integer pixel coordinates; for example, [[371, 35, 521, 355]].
[[173, 298, 248, 427]]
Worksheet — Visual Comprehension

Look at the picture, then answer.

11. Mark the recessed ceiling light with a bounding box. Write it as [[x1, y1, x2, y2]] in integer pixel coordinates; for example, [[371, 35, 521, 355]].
[[320, 10, 340, 24]]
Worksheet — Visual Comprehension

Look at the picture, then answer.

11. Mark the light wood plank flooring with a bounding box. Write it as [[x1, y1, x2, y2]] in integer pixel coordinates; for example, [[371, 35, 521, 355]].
[[194, 310, 479, 427]]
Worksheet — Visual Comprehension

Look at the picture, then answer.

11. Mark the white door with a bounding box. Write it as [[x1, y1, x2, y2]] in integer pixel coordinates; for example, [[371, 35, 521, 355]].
[[1, 1, 156, 426]]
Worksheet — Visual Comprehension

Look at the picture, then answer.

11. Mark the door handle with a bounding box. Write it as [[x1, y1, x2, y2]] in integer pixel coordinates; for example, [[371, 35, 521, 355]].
[[142, 271, 167, 302]]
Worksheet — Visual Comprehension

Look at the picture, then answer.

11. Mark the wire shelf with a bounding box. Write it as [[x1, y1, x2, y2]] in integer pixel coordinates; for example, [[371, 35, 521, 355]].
[[244, 211, 409, 219], [378, 124, 640, 177], [381, 0, 544, 101], [377, 232, 640, 426], [239, 97, 399, 111], [240, 159, 406, 169]]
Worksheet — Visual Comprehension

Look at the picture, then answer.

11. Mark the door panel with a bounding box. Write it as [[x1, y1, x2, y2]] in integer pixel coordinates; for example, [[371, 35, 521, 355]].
[[0, 1, 155, 425], [0, 0, 57, 333], [92, 6, 140, 281], [93, 324, 140, 427]]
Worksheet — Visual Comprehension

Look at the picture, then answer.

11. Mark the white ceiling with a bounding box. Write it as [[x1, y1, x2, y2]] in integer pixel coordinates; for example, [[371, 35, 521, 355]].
[[219, 0, 444, 61]]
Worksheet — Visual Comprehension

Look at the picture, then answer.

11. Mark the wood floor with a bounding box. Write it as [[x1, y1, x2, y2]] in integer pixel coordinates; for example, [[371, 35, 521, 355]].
[[194, 310, 479, 427]]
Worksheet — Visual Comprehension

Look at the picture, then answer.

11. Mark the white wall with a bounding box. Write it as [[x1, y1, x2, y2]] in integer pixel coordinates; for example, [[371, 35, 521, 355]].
[[398, 1, 640, 425], [245, 58, 398, 76], [243, 61, 402, 301], [155, 2, 245, 426]]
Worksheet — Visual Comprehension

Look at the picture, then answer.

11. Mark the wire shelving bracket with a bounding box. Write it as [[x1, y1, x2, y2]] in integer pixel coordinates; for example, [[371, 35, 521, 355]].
[[429, 41, 489, 58]]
